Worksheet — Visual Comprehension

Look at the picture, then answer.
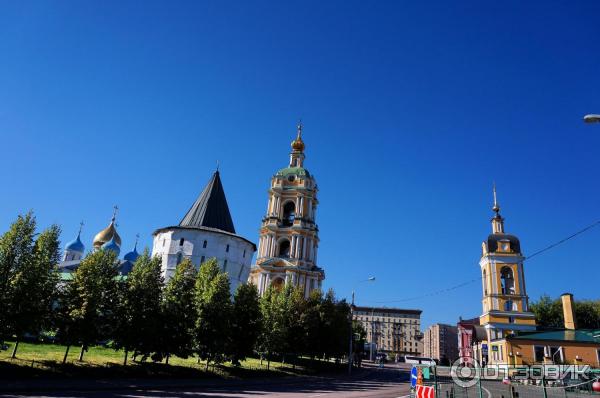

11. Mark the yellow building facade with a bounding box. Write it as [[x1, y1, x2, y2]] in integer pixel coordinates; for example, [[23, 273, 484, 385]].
[[477, 188, 536, 365], [248, 123, 325, 297]]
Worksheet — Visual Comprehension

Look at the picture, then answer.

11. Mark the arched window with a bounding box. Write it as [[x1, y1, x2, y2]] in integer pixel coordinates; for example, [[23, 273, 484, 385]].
[[278, 239, 291, 258], [176, 252, 183, 265], [282, 201, 296, 227], [203, 240, 207, 248], [500, 267, 515, 295], [271, 277, 285, 291], [179, 238, 184, 246], [504, 299, 513, 311]]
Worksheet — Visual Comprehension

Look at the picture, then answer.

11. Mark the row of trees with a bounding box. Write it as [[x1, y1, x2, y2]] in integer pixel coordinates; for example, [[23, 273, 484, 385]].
[[0, 212, 356, 368], [530, 295, 600, 329]]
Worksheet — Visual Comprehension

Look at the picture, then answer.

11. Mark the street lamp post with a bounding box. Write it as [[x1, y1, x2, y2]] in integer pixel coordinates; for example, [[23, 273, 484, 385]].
[[348, 277, 375, 375]]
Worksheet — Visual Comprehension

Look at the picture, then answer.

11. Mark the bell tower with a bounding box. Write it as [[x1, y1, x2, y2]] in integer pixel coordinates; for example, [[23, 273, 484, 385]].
[[479, 186, 536, 344], [248, 122, 325, 297]]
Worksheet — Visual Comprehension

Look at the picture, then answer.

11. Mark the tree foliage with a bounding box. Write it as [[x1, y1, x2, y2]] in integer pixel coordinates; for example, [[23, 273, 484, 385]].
[[530, 295, 600, 329], [161, 259, 197, 360], [193, 258, 232, 368], [230, 282, 262, 365], [114, 250, 163, 363], [61, 249, 119, 359]]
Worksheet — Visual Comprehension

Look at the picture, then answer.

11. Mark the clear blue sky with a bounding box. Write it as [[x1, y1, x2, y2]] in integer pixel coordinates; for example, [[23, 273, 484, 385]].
[[1, 1, 599, 328]]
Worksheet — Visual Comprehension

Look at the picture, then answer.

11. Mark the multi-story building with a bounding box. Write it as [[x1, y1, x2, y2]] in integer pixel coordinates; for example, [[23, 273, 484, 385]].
[[423, 323, 458, 364], [353, 306, 423, 356]]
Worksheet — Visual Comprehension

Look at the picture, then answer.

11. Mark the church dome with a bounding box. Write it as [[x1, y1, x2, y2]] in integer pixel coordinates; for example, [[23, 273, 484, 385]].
[[123, 245, 139, 262], [291, 137, 305, 152], [65, 234, 85, 253], [101, 236, 121, 256], [93, 220, 121, 249], [487, 233, 521, 254]]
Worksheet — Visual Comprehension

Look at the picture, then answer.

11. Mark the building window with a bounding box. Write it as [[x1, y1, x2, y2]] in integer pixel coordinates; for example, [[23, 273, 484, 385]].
[[278, 239, 291, 258], [533, 346, 545, 363], [176, 252, 183, 265], [203, 240, 207, 248], [549, 346, 563, 363], [162, 239, 165, 247], [500, 267, 515, 295], [282, 201, 296, 227], [179, 238, 184, 246], [223, 260, 228, 270], [243, 249, 246, 258], [505, 300, 513, 311], [226, 244, 230, 253], [200, 256, 205, 264]]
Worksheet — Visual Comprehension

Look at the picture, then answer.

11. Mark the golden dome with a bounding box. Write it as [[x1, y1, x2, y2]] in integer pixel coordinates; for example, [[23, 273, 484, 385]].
[[93, 219, 121, 249], [291, 121, 305, 152]]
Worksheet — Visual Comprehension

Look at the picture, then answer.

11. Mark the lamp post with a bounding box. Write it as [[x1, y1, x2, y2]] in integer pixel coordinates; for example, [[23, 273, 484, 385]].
[[583, 114, 600, 124], [348, 277, 375, 375]]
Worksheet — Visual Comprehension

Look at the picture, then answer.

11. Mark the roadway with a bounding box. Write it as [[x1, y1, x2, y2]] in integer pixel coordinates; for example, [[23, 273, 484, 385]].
[[1, 363, 412, 398]]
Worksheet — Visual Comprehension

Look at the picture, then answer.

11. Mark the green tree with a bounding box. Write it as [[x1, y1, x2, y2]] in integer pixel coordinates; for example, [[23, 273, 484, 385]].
[[193, 258, 232, 370], [0, 212, 36, 347], [161, 259, 197, 363], [114, 250, 163, 364], [8, 224, 61, 357], [574, 300, 600, 329], [60, 249, 119, 361], [230, 283, 262, 365], [530, 295, 563, 328], [257, 286, 285, 369], [280, 284, 306, 365], [302, 289, 323, 359]]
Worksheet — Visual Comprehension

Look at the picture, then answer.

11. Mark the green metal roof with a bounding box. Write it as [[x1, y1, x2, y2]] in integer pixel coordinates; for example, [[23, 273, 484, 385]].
[[510, 329, 600, 344], [275, 167, 310, 177]]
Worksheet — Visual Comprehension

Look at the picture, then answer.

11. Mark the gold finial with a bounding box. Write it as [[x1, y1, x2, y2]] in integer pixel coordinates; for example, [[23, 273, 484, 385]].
[[492, 183, 500, 214], [291, 120, 305, 152], [134, 233, 140, 250]]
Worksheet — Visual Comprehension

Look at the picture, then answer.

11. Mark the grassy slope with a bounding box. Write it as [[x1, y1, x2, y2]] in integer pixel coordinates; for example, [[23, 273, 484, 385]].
[[0, 341, 342, 380]]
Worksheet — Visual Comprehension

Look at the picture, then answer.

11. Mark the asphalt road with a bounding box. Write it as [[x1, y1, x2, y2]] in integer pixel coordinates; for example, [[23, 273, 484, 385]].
[[1, 365, 411, 398]]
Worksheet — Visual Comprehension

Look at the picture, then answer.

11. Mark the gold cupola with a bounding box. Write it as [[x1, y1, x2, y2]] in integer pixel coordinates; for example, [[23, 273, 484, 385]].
[[93, 207, 122, 249], [291, 121, 305, 152]]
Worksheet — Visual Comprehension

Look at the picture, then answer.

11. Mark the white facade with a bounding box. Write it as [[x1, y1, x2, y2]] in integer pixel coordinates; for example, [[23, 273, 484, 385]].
[[152, 227, 255, 293]]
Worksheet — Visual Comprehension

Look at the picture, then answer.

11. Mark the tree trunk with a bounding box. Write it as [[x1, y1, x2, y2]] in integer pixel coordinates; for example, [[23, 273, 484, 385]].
[[165, 354, 169, 365], [123, 350, 128, 366], [62, 345, 71, 364], [78, 345, 85, 361], [11, 339, 19, 359], [205, 359, 209, 371]]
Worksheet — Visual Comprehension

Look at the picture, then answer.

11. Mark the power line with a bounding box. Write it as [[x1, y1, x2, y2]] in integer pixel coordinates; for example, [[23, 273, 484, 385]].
[[372, 219, 600, 304]]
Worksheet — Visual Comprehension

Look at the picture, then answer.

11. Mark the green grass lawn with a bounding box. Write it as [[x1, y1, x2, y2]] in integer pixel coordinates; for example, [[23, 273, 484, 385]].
[[0, 340, 342, 380]]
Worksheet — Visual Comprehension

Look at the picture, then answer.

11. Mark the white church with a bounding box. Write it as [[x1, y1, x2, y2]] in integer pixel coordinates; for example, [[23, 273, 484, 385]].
[[151, 170, 256, 292]]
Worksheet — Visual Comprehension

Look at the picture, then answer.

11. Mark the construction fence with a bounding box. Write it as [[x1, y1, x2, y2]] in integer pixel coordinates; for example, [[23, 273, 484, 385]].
[[410, 365, 600, 398]]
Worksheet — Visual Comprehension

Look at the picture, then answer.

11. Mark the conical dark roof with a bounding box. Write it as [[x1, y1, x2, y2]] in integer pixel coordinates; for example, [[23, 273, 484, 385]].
[[179, 171, 236, 234]]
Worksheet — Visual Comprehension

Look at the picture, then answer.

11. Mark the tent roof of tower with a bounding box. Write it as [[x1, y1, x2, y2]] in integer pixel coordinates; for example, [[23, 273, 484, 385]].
[[179, 171, 236, 234], [487, 233, 521, 254], [275, 166, 310, 178]]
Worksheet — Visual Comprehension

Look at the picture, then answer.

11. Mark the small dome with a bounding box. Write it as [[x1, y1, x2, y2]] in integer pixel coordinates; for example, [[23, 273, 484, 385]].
[[101, 236, 121, 256], [123, 246, 139, 262], [65, 234, 85, 253], [93, 220, 121, 249], [487, 233, 521, 254], [291, 137, 305, 152]]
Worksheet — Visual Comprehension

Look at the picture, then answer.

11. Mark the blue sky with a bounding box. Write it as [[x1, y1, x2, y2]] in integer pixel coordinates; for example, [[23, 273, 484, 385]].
[[1, 1, 599, 328]]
